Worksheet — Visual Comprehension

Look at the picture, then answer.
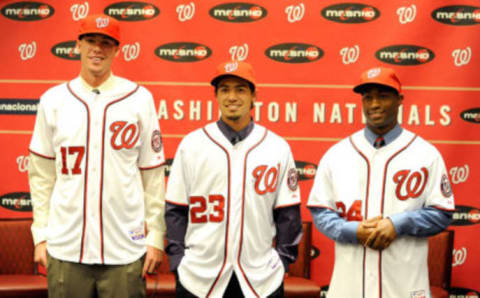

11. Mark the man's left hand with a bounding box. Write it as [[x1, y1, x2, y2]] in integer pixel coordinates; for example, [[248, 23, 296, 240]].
[[142, 245, 163, 277], [364, 218, 397, 250]]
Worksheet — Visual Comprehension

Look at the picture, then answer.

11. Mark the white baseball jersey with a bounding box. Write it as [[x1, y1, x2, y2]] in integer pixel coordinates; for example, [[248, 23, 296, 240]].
[[307, 128, 455, 298], [166, 122, 300, 298], [29, 75, 165, 265]]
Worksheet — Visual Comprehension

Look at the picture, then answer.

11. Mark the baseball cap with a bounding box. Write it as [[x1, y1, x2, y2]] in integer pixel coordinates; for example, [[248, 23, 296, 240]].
[[211, 61, 256, 90], [353, 67, 402, 94], [78, 14, 120, 44]]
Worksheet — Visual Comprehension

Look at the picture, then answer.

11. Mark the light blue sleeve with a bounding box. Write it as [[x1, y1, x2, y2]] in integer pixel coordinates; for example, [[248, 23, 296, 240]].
[[388, 207, 452, 237], [309, 207, 359, 244]]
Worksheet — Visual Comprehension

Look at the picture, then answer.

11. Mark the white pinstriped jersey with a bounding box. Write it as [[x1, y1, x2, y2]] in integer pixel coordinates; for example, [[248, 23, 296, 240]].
[[166, 122, 300, 298], [29, 76, 165, 265], [307, 128, 455, 298]]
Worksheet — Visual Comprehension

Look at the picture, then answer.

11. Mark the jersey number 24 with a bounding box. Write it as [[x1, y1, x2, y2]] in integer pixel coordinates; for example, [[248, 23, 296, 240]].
[[335, 200, 363, 221]]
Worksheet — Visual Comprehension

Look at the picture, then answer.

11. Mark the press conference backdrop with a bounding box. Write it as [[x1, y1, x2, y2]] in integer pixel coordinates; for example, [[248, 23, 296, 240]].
[[0, 0, 478, 295]]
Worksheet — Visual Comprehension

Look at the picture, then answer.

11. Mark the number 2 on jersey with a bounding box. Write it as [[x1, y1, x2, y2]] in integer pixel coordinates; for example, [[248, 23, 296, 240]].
[[335, 200, 363, 221], [190, 195, 225, 223]]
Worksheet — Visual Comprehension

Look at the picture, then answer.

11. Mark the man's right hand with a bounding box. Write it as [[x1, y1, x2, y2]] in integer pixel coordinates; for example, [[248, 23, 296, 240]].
[[357, 216, 382, 246], [34, 241, 47, 267]]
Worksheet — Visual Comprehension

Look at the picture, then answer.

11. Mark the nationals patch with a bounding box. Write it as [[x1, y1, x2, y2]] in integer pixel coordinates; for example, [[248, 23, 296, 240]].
[[287, 168, 299, 191], [440, 174, 453, 197], [151, 130, 162, 153]]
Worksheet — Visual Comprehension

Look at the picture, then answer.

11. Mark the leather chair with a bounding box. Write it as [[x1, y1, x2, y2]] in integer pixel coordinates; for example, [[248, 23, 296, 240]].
[[428, 230, 454, 298], [0, 218, 320, 298], [0, 219, 48, 298]]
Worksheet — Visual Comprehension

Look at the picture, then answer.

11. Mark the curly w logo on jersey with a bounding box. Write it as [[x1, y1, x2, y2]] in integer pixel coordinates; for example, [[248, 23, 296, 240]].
[[110, 121, 140, 150], [252, 164, 279, 195], [393, 167, 429, 200]]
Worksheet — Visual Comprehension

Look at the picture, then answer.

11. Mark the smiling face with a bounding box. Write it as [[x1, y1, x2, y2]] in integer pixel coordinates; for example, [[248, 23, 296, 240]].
[[76, 34, 119, 86], [215, 76, 256, 131], [361, 85, 403, 135]]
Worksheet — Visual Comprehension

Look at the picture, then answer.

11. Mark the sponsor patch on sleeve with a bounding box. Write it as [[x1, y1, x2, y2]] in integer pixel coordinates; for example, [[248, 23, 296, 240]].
[[287, 168, 299, 191], [440, 174, 453, 198], [151, 129, 162, 153]]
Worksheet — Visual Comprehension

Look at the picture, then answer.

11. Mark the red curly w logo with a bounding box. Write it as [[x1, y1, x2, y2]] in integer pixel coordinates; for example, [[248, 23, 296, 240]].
[[393, 167, 429, 200], [110, 121, 140, 150]]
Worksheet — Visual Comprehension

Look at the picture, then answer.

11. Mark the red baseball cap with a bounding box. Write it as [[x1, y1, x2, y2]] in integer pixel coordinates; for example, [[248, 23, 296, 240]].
[[78, 14, 120, 44], [211, 61, 256, 89], [353, 67, 402, 94]]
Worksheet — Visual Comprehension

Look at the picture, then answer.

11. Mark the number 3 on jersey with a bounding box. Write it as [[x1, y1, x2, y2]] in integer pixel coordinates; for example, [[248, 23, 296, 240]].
[[190, 195, 225, 223], [335, 200, 363, 221]]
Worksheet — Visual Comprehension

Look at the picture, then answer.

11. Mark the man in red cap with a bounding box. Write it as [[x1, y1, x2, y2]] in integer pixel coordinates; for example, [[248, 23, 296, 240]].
[[28, 14, 166, 297], [165, 61, 302, 297], [307, 67, 455, 298]]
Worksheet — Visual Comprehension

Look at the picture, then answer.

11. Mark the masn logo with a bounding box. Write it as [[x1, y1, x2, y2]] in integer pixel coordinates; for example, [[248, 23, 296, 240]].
[[321, 3, 380, 23], [51, 41, 80, 60], [375, 45, 434, 65], [0, 192, 32, 212], [266, 43, 323, 63], [209, 2, 267, 23], [460, 108, 480, 124], [451, 205, 480, 226], [155, 42, 212, 62], [295, 161, 317, 180], [105, 1, 160, 21], [1, 1, 54, 21], [432, 6, 480, 26]]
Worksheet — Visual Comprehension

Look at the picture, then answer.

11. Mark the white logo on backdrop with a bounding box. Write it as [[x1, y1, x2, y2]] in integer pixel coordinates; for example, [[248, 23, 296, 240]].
[[397, 4, 416, 24], [229, 44, 249, 61], [452, 47, 472, 67], [18, 42, 36, 61], [452, 247, 467, 267], [285, 3, 305, 23], [340, 45, 360, 65], [176, 2, 195, 22], [122, 42, 141, 61], [16, 155, 30, 173], [70, 2, 89, 21], [449, 165, 469, 184]]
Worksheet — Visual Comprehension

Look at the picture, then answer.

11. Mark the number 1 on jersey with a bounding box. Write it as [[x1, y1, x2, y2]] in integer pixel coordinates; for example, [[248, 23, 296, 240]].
[[60, 146, 85, 175]]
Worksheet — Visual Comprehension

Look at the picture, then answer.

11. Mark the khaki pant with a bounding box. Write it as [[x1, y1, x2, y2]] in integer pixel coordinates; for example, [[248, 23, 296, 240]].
[[47, 254, 146, 298]]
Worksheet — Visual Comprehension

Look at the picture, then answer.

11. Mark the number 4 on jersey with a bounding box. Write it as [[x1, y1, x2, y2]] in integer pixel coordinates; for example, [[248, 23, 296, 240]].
[[335, 200, 363, 221]]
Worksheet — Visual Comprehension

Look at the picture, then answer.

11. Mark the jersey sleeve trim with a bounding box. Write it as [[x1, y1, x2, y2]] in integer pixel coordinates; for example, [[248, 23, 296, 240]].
[[274, 202, 301, 209], [139, 161, 166, 171], [431, 205, 456, 212], [307, 204, 335, 211], [29, 149, 55, 160], [165, 199, 189, 207]]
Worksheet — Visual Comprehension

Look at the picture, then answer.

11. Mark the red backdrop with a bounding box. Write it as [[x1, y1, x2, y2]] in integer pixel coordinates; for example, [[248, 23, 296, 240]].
[[0, 0, 479, 295]]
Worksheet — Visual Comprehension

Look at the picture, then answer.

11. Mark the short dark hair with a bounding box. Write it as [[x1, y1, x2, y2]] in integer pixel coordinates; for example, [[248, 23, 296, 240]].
[[213, 75, 255, 93], [359, 83, 399, 96]]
